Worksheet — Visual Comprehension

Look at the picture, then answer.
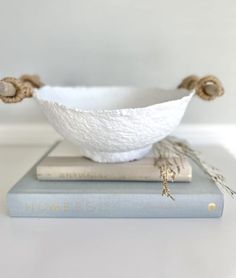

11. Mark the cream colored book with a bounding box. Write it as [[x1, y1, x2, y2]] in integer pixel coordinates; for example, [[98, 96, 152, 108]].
[[36, 141, 192, 181]]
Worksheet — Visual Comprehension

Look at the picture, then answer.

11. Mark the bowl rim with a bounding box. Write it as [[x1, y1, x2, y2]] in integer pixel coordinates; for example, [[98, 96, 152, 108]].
[[33, 86, 195, 114]]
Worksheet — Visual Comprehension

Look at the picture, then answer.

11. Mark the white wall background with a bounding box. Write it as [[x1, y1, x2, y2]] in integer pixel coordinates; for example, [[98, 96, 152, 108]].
[[0, 0, 235, 124]]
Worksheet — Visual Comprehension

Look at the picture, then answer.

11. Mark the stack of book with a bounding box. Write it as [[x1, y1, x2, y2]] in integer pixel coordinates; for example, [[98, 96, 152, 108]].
[[7, 141, 224, 218]]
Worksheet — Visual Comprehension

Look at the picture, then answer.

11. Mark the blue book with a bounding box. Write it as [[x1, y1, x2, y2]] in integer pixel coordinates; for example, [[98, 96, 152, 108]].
[[7, 146, 224, 218]]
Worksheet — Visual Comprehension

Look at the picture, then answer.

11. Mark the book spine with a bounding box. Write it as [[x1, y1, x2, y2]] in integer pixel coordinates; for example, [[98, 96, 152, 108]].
[[36, 157, 192, 182], [37, 163, 192, 182], [7, 193, 224, 218], [36, 169, 191, 182]]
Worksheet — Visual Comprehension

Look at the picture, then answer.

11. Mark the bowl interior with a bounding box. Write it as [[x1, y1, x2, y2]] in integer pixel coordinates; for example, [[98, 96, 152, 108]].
[[35, 86, 191, 111]]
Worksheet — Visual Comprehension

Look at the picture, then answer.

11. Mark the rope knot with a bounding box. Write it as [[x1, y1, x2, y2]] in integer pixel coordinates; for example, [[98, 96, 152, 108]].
[[178, 75, 224, 100], [0, 75, 44, 103]]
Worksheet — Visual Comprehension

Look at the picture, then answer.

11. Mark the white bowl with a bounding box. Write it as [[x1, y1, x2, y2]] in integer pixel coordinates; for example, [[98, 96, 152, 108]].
[[34, 87, 194, 163]]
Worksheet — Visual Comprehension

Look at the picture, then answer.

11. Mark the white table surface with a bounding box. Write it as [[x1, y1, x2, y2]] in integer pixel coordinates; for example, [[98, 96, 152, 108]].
[[0, 144, 236, 278]]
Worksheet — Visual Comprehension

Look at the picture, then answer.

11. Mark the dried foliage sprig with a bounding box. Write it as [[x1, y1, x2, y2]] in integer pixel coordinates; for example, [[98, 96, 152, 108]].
[[153, 140, 184, 200], [154, 158, 176, 200], [154, 136, 236, 199]]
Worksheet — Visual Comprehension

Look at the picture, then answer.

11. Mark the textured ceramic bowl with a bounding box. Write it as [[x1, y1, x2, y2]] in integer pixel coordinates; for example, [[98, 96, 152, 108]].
[[34, 87, 194, 163]]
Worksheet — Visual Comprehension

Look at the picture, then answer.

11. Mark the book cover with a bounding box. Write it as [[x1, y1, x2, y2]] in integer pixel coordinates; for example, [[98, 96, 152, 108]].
[[7, 144, 224, 218]]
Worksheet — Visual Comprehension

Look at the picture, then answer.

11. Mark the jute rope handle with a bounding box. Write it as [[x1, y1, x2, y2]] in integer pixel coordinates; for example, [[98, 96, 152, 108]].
[[0, 74, 224, 103], [0, 75, 44, 103], [178, 75, 224, 100]]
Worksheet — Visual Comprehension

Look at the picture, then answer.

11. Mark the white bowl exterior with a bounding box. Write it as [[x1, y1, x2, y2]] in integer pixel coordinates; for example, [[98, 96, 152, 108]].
[[34, 88, 194, 162]]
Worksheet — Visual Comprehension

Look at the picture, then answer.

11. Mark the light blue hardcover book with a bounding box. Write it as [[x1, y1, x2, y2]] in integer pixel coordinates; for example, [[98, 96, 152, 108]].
[[7, 147, 224, 218]]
